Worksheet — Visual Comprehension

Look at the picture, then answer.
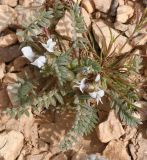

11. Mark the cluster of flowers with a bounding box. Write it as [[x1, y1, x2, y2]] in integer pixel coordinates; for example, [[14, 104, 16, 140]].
[[21, 38, 56, 68], [74, 74, 105, 105], [21, 39, 104, 105]]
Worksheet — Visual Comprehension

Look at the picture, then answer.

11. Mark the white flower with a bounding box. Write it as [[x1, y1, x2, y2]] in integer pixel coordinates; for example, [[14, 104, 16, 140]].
[[95, 74, 100, 82], [21, 46, 35, 62], [31, 56, 46, 68], [74, 78, 87, 93], [42, 38, 56, 52], [89, 90, 104, 105]]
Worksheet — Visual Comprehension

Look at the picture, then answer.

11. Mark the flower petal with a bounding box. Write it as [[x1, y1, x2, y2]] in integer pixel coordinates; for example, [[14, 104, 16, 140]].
[[31, 56, 46, 68], [95, 74, 100, 82], [97, 90, 105, 97], [21, 46, 35, 62], [89, 92, 97, 99], [42, 38, 56, 53]]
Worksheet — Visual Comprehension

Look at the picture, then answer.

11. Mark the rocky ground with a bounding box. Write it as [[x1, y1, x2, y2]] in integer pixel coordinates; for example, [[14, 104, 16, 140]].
[[0, 0, 147, 160]]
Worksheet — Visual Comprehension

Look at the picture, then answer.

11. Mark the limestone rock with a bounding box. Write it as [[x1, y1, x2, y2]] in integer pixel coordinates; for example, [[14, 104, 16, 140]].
[[0, 33, 18, 48], [81, 8, 91, 29], [96, 110, 125, 143], [93, 0, 112, 13], [103, 140, 131, 160], [0, 131, 24, 160], [0, 0, 18, 7], [55, 11, 81, 40], [116, 5, 134, 23], [92, 20, 132, 55], [0, 5, 17, 33], [81, 0, 95, 13]]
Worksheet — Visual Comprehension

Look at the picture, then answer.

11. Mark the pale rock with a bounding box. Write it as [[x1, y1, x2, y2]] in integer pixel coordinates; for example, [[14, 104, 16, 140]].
[[52, 153, 67, 160], [0, 5, 17, 33], [123, 126, 137, 142], [26, 153, 47, 160], [81, 7, 91, 29], [116, 5, 134, 23], [0, 61, 5, 80], [3, 73, 18, 84], [16, 5, 40, 26], [0, 124, 5, 132], [96, 110, 125, 143], [0, 131, 24, 160], [93, 0, 112, 13], [131, 34, 147, 46], [118, 0, 124, 5], [103, 140, 131, 160], [0, 33, 18, 48], [133, 101, 147, 121], [114, 22, 136, 37], [55, 11, 81, 40], [6, 108, 35, 141], [81, 0, 95, 13], [72, 151, 88, 160], [19, 0, 45, 7], [0, 0, 18, 7], [73, 0, 82, 4], [92, 20, 132, 55]]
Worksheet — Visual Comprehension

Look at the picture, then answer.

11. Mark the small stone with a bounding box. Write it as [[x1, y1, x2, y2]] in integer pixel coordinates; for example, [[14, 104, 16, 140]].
[[96, 110, 125, 143], [103, 140, 131, 160], [0, 61, 5, 80], [92, 20, 132, 55], [116, 5, 134, 23], [81, 7, 91, 29], [0, 131, 24, 160], [0, 88, 11, 108], [131, 34, 147, 46], [0, 45, 22, 62], [0, 0, 18, 7], [0, 33, 18, 48], [52, 153, 67, 160], [93, 0, 112, 13], [0, 5, 17, 33], [95, 12, 101, 19], [133, 101, 147, 121], [81, 0, 95, 13]]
